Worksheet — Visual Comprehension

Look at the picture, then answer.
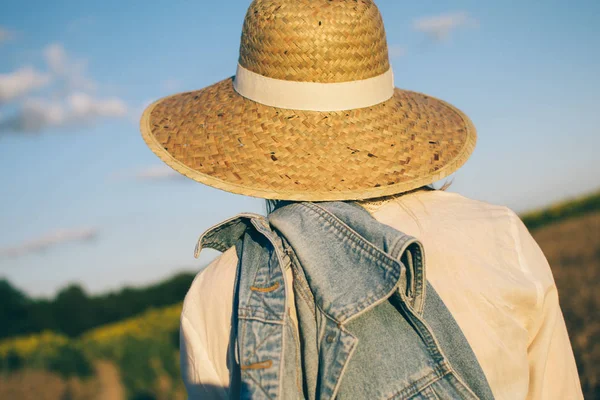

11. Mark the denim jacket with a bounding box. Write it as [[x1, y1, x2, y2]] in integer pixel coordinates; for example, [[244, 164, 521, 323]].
[[196, 201, 494, 399]]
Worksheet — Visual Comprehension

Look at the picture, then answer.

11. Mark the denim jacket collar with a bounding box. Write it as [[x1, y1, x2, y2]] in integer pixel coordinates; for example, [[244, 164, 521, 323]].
[[195, 203, 426, 323]]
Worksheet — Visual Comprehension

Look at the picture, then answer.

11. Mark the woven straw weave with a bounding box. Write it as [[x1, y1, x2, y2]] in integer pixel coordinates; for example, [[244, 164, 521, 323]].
[[240, 0, 390, 82], [140, 0, 476, 201]]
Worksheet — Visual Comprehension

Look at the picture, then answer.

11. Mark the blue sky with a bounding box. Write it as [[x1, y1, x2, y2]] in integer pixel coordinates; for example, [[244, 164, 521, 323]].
[[0, 0, 598, 297]]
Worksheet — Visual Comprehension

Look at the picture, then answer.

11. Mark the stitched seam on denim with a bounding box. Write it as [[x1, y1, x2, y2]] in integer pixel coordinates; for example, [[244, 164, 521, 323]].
[[285, 244, 315, 306], [399, 295, 480, 399], [199, 237, 230, 252], [401, 292, 479, 399], [445, 373, 480, 400], [317, 313, 328, 354], [390, 237, 411, 299], [256, 226, 292, 273], [198, 214, 261, 251], [391, 238, 424, 309], [242, 240, 284, 320], [238, 244, 282, 322], [293, 280, 316, 320], [308, 263, 405, 324], [328, 327, 359, 400], [414, 247, 426, 315], [236, 223, 284, 319], [399, 296, 445, 364], [396, 247, 426, 315], [251, 219, 290, 284], [200, 219, 241, 240], [296, 203, 404, 322], [426, 385, 441, 400], [286, 318, 304, 395], [238, 310, 248, 395], [418, 385, 441, 400], [238, 315, 285, 325], [252, 219, 295, 330], [236, 237, 249, 396], [385, 362, 451, 399], [278, 255, 288, 400], [197, 228, 244, 250], [317, 315, 358, 400], [249, 285, 283, 319], [389, 235, 413, 260], [291, 264, 316, 317], [209, 213, 262, 235], [243, 370, 272, 398], [285, 243, 317, 318], [239, 306, 284, 321], [402, 242, 426, 315], [441, 363, 480, 400], [304, 203, 402, 268], [243, 322, 279, 362], [342, 274, 413, 324], [284, 236, 318, 391], [250, 218, 289, 400]]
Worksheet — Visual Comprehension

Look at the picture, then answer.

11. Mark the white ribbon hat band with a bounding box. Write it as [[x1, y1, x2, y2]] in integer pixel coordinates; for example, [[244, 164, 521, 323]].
[[233, 63, 395, 112]]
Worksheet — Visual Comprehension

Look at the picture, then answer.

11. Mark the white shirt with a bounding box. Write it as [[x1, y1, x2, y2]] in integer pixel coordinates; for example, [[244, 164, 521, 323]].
[[179, 191, 583, 399]]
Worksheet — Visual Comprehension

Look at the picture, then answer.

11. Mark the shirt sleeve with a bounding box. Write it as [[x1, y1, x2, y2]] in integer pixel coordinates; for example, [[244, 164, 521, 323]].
[[180, 314, 229, 400], [513, 216, 583, 399], [179, 247, 239, 400]]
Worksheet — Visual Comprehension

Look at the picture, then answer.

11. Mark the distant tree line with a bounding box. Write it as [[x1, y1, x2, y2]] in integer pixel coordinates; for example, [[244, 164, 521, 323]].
[[521, 190, 600, 231], [0, 272, 196, 340]]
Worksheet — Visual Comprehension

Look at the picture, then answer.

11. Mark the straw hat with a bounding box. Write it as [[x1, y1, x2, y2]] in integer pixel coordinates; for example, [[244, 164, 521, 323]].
[[140, 0, 476, 201]]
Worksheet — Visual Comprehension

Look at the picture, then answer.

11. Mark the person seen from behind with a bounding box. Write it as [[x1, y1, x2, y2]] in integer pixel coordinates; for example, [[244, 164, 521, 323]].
[[140, 1, 583, 398]]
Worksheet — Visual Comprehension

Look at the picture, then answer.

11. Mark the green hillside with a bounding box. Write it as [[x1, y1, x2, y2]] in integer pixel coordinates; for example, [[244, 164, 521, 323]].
[[0, 272, 196, 340], [520, 189, 600, 231], [0, 305, 184, 399], [1, 190, 599, 399]]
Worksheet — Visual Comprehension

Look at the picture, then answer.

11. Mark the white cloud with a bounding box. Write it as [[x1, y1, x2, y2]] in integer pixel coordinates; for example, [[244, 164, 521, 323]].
[[43, 43, 96, 92], [0, 67, 51, 104], [0, 26, 13, 43], [69, 92, 128, 118], [0, 227, 99, 258], [0, 92, 128, 133], [0, 43, 129, 134], [44, 43, 68, 75], [413, 12, 478, 42], [5, 98, 65, 132]]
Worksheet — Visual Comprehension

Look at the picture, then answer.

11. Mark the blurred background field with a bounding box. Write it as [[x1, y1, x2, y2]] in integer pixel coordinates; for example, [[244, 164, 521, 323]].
[[0, 281, 187, 400], [1, 0, 598, 399], [1, 191, 598, 399]]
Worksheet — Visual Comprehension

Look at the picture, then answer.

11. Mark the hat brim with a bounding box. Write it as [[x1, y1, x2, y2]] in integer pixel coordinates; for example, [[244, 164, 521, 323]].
[[140, 77, 476, 201]]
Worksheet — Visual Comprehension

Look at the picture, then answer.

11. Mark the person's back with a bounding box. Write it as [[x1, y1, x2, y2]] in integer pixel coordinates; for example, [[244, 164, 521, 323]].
[[180, 190, 582, 399], [139, 0, 583, 397]]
